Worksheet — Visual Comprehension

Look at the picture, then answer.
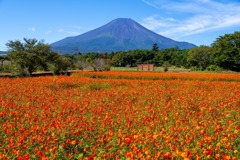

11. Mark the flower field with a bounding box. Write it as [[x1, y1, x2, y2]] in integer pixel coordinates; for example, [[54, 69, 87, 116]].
[[0, 71, 239, 159]]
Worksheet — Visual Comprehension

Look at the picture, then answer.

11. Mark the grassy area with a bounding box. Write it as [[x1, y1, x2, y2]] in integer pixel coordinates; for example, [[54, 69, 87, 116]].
[[110, 66, 190, 72], [110, 67, 138, 71]]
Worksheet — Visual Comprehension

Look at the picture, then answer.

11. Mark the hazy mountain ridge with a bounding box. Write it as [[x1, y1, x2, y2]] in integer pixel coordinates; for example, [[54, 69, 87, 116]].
[[0, 51, 7, 55], [51, 18, 197, 54]]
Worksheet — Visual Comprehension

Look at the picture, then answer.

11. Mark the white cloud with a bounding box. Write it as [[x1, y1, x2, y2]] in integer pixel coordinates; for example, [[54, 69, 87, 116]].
[[142, 0, 159, 9], [29, 27, 35, 32], [58, 29, 64, 32], [142, 16, 172, 30], [46, 30, 52, 34], [141, 0, 240, 38]]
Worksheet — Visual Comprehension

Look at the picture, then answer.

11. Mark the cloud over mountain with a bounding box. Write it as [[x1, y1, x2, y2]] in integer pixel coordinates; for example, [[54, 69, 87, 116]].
[[141, 0, 240, 39]]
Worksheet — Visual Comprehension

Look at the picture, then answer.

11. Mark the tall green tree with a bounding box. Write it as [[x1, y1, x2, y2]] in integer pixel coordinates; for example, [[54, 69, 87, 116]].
[[0, 55, 5, 71], [152, 43, 159, 52], [52, 55, 72, 75], [187, 46, 212, 70], [6, 38, 54, 76], [111, 51, 125, 67], [212, 32, 240, 72]]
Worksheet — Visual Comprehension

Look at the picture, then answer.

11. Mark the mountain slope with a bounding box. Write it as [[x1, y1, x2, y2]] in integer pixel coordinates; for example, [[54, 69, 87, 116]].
[[51, 18, 197, 54], [0, 51, 7, 55]]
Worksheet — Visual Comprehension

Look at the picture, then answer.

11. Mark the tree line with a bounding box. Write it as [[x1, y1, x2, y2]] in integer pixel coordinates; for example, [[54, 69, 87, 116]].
[[0, 32, 239, 76]]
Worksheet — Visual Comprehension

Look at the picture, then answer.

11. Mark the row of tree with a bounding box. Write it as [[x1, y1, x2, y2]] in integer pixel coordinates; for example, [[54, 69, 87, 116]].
[[0, 31, 239, 76], [1, 38, 71, 76], [188, 31, 240, 72], [108, 31, 240, 72]]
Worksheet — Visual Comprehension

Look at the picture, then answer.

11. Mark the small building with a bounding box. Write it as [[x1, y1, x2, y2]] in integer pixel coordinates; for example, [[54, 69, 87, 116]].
[[137, 64, 154, 71]]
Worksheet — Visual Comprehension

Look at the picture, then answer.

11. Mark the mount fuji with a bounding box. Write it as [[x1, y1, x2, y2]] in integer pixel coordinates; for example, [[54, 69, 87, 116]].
[[51, 18, 196, 54]]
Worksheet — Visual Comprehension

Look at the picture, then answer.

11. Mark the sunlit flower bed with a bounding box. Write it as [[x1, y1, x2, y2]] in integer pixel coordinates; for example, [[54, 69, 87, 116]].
[[0, 72, 239, 159], [73, 71, 240, 82]]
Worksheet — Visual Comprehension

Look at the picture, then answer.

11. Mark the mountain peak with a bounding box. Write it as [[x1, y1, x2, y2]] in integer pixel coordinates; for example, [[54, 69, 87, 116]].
[[109, 18, 136, 24], [112, 18, 134, 21], [51, 18, 196, 54]]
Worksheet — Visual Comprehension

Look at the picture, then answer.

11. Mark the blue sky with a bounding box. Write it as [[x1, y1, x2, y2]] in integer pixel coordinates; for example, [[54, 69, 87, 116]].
[[1, 0, 240, 51]]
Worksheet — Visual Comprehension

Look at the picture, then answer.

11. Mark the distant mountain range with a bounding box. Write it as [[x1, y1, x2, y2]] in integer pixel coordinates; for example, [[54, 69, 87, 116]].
[[0, 51, 7, 55], [51, 18, 197, 54]]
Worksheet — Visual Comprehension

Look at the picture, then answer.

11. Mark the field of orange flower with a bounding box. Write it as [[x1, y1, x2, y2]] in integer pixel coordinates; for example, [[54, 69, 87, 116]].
[[0, 71, 239, 159], [72, 71, 240, 82]]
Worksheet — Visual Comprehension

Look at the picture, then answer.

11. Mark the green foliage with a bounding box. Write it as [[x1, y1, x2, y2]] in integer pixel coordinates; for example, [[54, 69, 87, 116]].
[[91, 58, 111, 71], [212, 32, 240, 72], [206, 65, 223, 72], [110, 47, 188, 68], [5, 38, 75, 76], [1, 58, 11, 73], [152, 43, 159, 52], [0, 56, 4, 72], [102, 64, 111, 71], [6, 38, 54, 76], [0, 63, 11, 73], [163, 61, 170, 72], [52, 56, 72, 75], [112, 51, 129, 67], [187, 45, 212, 70]]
